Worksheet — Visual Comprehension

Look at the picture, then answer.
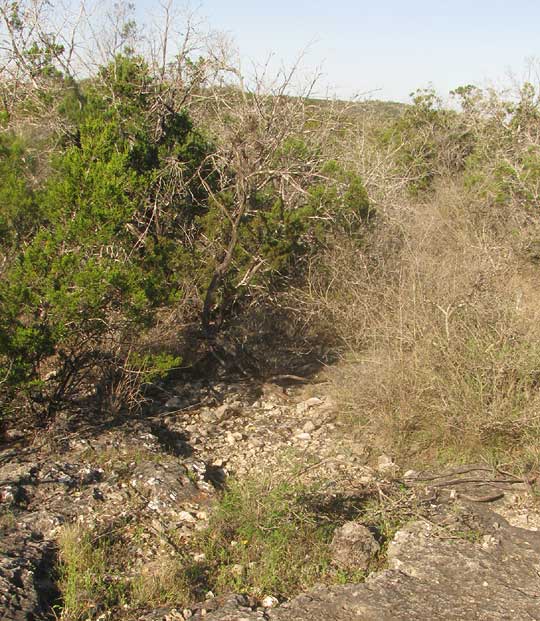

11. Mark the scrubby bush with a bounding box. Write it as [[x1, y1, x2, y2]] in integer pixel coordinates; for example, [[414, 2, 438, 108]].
[[0, 42, 370, 422], [0, 54, 211, 419]]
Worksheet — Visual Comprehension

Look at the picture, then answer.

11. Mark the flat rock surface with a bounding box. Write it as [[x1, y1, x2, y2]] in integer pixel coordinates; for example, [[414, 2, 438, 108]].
[[0, 526, 57, 621]]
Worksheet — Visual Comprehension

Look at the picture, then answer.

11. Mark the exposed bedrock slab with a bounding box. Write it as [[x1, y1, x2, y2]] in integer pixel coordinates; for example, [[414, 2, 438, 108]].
[[0, 527, 58, 621]]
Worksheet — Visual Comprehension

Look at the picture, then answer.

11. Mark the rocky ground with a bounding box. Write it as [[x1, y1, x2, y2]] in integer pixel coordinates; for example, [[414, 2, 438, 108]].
[[2, 376, 540, 620]]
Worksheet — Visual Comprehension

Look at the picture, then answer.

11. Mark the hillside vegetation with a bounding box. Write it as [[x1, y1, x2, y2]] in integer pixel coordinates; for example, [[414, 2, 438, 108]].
[[1, 1, 540, 472]]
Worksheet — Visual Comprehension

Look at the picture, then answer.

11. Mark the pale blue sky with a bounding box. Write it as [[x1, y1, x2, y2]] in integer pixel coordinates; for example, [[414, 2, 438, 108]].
[[176, 0, 540, 102]]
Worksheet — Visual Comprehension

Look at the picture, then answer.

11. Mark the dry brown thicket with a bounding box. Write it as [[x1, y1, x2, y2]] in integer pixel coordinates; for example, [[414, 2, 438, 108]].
[[297, 139, 540, 466]]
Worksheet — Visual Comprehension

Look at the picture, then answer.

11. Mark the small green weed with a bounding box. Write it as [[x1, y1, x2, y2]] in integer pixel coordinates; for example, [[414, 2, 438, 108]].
[[0, 509, 17, 531], [57, 524, 130, 620], [450, 528, 483, 543], [363, 484, 415, 533]]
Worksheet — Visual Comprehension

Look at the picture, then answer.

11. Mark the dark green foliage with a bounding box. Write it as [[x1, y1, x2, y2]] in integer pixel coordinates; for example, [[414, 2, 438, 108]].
[[0, 55, 211, 418], [197, 124, 372, 328], [310, 160, 372, 233], [0, 134, 40, 250]]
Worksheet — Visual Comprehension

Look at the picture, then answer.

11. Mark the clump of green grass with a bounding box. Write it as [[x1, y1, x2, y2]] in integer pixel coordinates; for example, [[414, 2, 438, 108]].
[[56, 522, 195, 620], [58, 524, 198, 621], [193, 475, 367, 600], [56, 525, 130, 620]]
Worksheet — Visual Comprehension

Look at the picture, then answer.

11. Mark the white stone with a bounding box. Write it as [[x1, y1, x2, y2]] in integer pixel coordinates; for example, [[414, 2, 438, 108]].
[[147, 500, 161, 512], [377, 454, 399, 476], [261, 595, 279, 608], [358, 475, 374, 485], [296, 402, 308, 415], [230, 564, 244, 577]]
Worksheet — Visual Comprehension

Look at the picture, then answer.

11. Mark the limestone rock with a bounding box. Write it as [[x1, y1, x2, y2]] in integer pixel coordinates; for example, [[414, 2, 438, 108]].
[[376, 454, 399, 477], [0, 528, 58, 621], [330, 522, 379, 573], [165, 396, 184, 410], [302, 421, 316, 433], [261, 595, 279, 608], [296, 397, 323, 415]]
